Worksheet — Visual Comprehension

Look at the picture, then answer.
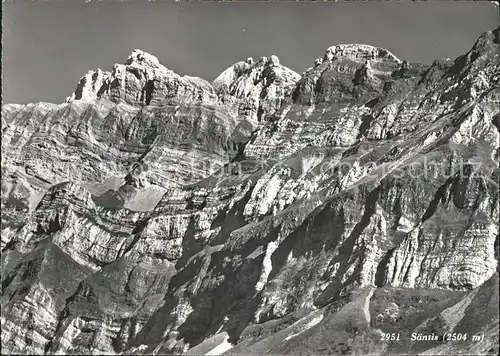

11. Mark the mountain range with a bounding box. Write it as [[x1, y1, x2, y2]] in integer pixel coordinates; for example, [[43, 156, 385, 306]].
[[1, 27, 499, 355]]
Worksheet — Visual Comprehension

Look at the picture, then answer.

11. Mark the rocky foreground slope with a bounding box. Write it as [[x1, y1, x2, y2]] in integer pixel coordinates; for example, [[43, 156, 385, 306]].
[[1, 28, 499, 355]]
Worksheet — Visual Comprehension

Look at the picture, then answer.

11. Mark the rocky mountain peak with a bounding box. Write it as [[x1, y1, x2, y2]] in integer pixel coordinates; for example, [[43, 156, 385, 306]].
[[66, 49, 217, 106], [261, 54, 280, 66], [213, 54, 296, 90], [125, 49, 163, 69], [293, 44, 405, 106], [65, 68, 112, 103], [213, 54, 300, 124], [323, 43, 401, 63]]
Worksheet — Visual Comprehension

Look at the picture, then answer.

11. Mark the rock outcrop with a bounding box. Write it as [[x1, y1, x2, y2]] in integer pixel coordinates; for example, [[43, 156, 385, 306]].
[[65, 49, 217, 106], [214, 55, 301, 125], [1, 28, 499, 355]]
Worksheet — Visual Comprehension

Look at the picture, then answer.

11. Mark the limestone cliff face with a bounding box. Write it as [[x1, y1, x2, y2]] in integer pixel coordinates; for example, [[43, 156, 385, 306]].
[[65, 50, 217, 106], [1, 29, 499, 355], [214, 55, 301, 125]]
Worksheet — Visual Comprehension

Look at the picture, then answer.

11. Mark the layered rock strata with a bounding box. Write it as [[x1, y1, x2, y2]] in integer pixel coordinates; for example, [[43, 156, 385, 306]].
[[1, 28, 499, 355]]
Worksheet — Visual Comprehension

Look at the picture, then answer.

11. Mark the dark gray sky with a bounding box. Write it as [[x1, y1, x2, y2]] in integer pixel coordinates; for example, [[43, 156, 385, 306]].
[[2, 0, 498, 104]]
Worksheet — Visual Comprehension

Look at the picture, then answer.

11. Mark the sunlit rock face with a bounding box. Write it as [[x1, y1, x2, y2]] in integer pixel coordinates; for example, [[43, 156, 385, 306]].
[[214, 55, 301, 126], [65, 49, 218, 106], [1, 28, 499, 355]]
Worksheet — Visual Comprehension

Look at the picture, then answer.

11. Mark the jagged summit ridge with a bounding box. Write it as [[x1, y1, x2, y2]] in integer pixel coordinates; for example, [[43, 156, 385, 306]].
[[213, 54, 300, 123], [65, 50, 300, 123], [212, 54, 286, 90], [65, 45, 402, 109], [323, 43, 401, 63], [66, 48, 216, 105], [311, 43, 401, 69]]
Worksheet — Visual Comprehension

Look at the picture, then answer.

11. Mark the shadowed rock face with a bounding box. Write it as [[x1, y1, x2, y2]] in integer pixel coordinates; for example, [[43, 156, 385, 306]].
[[1, 28, 499, 355]]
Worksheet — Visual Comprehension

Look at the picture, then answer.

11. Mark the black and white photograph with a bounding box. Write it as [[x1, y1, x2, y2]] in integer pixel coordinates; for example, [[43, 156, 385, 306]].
[[1, 0, 499, 355]]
